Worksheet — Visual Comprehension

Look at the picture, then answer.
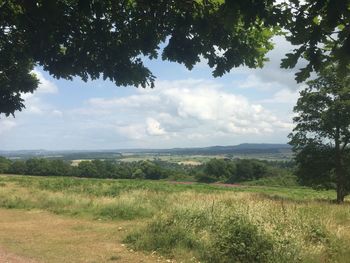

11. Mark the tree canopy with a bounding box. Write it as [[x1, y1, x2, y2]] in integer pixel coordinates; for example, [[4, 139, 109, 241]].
[[280, 0, 350, 82], [289, 65, 350, 203], [0, 0, 278, 116], [1, 0, 350, 116]]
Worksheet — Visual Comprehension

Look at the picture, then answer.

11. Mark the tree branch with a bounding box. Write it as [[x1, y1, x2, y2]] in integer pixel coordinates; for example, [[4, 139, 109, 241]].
[[0, 0, 9, 11], [341, 137, 349, 151]]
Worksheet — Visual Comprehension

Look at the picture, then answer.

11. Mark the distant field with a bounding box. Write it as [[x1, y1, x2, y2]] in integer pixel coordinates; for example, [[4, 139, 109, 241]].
[[70, 159, 92, 166], [117, 152, 292, 164], [0, 174, 349, 262], [68, 154, 224, 166], [117, 154, 223, 164]]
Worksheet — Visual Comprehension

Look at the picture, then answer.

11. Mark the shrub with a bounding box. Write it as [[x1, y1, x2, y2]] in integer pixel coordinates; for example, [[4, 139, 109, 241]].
[[126, 210, 298, 263], [205, 215, 275, 263], [125, 216, 200, 254], [96, 202, 153, 220]]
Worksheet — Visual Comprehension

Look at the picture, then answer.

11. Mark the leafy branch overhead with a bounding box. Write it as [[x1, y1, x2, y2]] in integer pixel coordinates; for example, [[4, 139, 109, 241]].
[[280, 0, 350, 82], [1, 0, 350, 116]]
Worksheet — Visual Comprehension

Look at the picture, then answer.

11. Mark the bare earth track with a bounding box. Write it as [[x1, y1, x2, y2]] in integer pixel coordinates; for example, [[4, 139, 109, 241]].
[[0, 209, 168, 263], [0, 247, 37, 263]]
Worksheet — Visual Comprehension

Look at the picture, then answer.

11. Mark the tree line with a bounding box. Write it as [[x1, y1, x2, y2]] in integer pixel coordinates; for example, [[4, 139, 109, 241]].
[[0, 157, 292, 184]]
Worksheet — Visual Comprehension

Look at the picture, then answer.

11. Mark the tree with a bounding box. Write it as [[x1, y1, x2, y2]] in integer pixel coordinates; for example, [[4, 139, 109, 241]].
[[235, 159, 268, 182], [77, 161, 99, 178], [0, 0, 278, 116], [140, 161, 164, 180], [204, 158, 236, 181], [2, 1, 350, 116], [292, 143, 336, 190], [0, 156, 11, 173], [8, 160, 27, 174], [46, 159, 72, 176], [25, 158, 50, 176], [289, 65, 350, 203], [132, 168, 145, 179], [280, 0, 350, 82]]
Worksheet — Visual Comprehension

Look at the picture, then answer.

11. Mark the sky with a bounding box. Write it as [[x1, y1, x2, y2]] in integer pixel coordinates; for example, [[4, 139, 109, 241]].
[[0, 37, 305, 150]]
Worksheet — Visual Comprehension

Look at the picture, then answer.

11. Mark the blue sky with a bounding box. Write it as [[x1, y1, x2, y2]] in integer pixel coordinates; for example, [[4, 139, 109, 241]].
[[0, 37, 304, 150]]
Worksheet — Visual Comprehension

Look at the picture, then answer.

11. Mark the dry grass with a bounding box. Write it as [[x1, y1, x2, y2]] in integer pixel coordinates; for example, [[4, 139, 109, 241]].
[[0, 175, 350, 262], [0, 208, 159, 263]]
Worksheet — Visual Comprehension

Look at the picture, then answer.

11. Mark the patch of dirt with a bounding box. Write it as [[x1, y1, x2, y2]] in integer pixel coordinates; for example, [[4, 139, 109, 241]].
[[169, 181, 196, 185], [211, 183, 241, 187], [0, 209, 171, 263], [0, 248, 37, 263], [169, 181, 241, 187]]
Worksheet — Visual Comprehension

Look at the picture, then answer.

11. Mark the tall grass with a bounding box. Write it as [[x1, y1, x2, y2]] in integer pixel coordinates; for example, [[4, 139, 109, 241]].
[[126, 193, 349, 262]]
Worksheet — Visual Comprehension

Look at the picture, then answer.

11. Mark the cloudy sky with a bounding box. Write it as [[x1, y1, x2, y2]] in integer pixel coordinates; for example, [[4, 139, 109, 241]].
[[0, 37, 304, 150]]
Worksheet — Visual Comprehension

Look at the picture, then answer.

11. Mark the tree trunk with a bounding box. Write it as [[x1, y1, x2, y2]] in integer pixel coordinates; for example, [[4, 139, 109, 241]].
[[336, 183, 345, 203], [335, 128, 346, 204]]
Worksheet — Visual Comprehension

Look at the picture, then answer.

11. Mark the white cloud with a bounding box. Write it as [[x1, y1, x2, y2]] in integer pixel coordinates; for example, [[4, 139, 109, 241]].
[[18, 70, 59, 115], [146, 118, 166, 136], [231, 36, 306, 91], [52, 110, 63, 117], [26, 104, 43, 114], [89, 94, 160, 109], [0, 34, 307, 150], [32, 70, 58, 94], [83, 78, 293, 146], [116, 124, 146, 140], [261, 88, 302, 104], [0, 119, 16, 135]]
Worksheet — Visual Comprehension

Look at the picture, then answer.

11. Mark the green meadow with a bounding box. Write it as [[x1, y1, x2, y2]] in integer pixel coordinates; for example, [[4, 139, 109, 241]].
[[0, 174, 349, 262]]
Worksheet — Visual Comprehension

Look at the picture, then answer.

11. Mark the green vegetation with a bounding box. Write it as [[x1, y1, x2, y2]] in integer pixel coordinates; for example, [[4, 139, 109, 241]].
[[290, 65, 350, 203], [1, 156, 296, 186], [2, 1, 350, 116], [1, 0, 275, 116], [242, 174, 299, 187], [1, 0, 349, 261], [0, 175, 349, 262], [0, 156, 11, 173]]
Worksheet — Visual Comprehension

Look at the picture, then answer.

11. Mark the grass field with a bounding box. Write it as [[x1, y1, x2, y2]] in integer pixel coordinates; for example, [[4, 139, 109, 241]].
[[0, 174, 349, 262]]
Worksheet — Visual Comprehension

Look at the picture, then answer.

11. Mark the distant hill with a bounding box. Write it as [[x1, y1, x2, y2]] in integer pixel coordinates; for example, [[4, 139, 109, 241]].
[[0, 143, 292, 159]]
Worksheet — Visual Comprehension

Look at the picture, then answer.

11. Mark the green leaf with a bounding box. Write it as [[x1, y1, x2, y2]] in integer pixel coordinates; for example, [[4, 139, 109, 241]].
[[337, 24, 345, 30], [312, 16, 320, 25]]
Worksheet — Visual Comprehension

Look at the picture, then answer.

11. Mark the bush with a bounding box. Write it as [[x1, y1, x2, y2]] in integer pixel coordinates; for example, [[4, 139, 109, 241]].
[[126, 210, 298, 263], [125, 216, 199, 254], [205, 215, 275, 263]]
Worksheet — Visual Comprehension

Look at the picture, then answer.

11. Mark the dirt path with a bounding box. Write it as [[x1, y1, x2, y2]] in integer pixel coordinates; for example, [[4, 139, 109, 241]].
[[169, 181, 241, 187], [0, 209, 169, 263], [0, 248, 37, 263]]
